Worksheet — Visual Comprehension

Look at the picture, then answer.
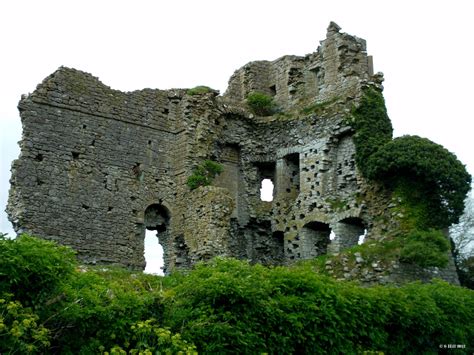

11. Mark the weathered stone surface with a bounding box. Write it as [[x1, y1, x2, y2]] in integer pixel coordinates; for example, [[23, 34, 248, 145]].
[[6, 22, 459, 284]]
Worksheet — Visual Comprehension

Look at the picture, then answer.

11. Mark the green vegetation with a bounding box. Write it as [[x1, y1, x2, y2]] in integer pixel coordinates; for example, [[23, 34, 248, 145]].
[[246, 91, 276, 116], [300, 96, 340, 115], [400, 229, 450, 268], [186, 160, 223, 190], [457, 256, 474, 289], [367, 135, 471, 229], [0, 297, 50, 353], [350, 87, 393, 177], [326, 197, 348, 211], [1, 235, 474, 353], [350, 86, 471, 268], [0, 234, 76, 307], [0, 235, 189, 354], [310, 237, 403, 277], [187, 86, 214, 96]]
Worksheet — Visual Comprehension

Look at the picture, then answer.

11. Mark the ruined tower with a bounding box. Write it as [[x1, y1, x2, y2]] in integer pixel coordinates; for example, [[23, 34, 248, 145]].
[[7, 23, 460, 283]]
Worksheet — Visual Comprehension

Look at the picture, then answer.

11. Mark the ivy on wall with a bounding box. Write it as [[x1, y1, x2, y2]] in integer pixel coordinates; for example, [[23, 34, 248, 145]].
[[350, 87, 471, 267]]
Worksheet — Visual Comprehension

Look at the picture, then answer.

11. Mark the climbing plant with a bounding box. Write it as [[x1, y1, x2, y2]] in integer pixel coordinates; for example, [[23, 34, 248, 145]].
[[351, 87, 471, 229], [367, 135, 471, 228], [350, 86, 393, 177]]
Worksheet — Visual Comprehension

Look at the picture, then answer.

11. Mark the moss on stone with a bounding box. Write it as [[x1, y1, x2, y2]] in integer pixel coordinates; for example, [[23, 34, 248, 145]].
[[187, 86, 213, 96]]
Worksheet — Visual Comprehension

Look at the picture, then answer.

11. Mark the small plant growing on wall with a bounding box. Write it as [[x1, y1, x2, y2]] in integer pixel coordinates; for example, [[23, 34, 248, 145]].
[[246, 91, 276, 116], [187, 86, 213, 96], [187, 160, 223, 190]]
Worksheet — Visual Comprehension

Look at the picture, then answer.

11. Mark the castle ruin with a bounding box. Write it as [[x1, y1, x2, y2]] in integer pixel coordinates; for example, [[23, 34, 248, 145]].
[[7, 23, 460, 283]]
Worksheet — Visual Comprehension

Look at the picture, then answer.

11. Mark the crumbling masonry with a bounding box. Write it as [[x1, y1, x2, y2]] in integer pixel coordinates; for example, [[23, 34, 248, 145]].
[[7, 23, 459, 283]]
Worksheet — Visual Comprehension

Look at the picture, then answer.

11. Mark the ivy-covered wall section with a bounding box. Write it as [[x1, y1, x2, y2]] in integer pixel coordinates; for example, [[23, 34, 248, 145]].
[[350, 87, 471, 269]]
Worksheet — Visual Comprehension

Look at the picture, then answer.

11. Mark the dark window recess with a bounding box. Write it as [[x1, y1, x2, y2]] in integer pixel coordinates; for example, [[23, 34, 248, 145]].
[[72, 152, 80, 159], [34, 154, 44, 162], [269, 85, 277, 96]]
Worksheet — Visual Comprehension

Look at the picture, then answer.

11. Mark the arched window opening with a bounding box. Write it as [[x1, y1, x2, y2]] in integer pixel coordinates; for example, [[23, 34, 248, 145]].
[[260, 178, 274, 201]]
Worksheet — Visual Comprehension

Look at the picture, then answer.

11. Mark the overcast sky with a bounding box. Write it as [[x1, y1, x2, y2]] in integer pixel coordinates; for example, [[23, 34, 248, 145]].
[[1, 1, 473, 273]]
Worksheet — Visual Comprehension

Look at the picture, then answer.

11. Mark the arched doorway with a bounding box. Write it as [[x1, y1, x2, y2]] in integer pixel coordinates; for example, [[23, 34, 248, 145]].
[[143, 204, 170, 275], [333, 217, 366, 250], [300, 221, 331, 259]]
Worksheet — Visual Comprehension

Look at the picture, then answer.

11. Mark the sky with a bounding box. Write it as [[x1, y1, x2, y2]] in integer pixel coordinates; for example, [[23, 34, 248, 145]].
[[1, 1, 473, 274]]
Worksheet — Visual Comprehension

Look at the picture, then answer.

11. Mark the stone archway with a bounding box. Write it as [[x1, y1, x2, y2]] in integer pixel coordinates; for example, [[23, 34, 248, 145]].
[[300, 221, 331, 259], [332, 217, 366, 251], [144, 204, 170, 274]]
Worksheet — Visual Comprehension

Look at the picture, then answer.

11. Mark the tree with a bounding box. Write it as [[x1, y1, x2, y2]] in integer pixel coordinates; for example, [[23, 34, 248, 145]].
[[450, 192, 474, 288], [450, 192, 474, 259]]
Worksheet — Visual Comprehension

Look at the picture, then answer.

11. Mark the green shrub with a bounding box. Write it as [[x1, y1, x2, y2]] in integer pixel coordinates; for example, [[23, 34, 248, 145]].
[[1, 237, 473, 354], [103, 319, 196, 354], [0, 234, 76, 307], [186, 160, 223, 190], [246, 91, 276, 116], [164, 258, 474, 354], [400, 229, 450, 267], [46, 267, 164, 353], [187, 85, 213, 96], [367, 135, 471, 228], [0, 298, 50, 354]]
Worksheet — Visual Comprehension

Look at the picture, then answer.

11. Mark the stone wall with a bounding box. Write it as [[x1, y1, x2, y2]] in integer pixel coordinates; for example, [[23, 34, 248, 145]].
[[224, 22, 372, 110], [7, 22, 459, 284]]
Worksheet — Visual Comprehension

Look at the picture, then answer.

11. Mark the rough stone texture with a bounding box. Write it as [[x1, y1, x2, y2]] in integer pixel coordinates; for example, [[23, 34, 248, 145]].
[[7, 22, 459, 283]]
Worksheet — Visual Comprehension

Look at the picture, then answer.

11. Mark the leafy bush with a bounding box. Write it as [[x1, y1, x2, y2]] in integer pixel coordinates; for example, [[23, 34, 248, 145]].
[[45, 268, 164, 353], [367, 135, 471, 228], [246, 91, 276, 116], [103, 319, 196, 354], [400, 229, 450, 267], [0, 235, 166, 353], [0, 234, 76, 307], [0, 298, 50, 354], [187, 85, 213, 96], [186, 160, 223, 190], [2, 236, 473, 353], [164, 258, 474, 354]]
